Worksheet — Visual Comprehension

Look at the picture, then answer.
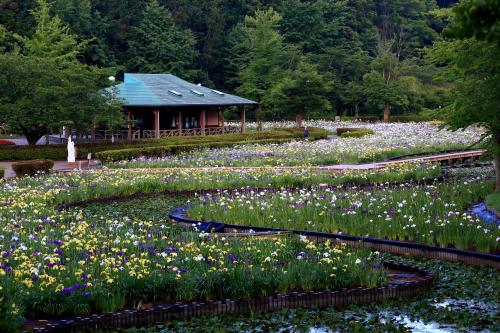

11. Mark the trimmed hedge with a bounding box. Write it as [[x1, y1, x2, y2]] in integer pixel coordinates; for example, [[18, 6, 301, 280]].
[[336, 128, 374, 138], [355, 115, 380, 122], [11, 160, 54, 177], [340, 131, 373, 138], [0, 128, 327, 161], [96, 128, 327, 162], [389, 115, 437, 122], [315, 115, 435, 123]]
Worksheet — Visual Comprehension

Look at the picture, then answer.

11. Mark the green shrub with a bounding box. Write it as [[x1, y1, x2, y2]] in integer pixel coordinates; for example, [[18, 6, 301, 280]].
[[355, 115, 380, 122], [94, 128, 327, 162], [340, 131, 372, 138], [389, 115, 436, 122], [0, 166, 4, 178], [0, 128, 327, 161], [336, 128, 374, 137], [11, 160, 54, 177], [98, 138, 301, 162]]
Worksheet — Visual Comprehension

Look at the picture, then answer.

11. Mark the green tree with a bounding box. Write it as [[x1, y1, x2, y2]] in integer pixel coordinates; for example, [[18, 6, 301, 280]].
[[271, 61, 332, 127], [222, 23, 251, 91], [339, 81, 365, 117], [50, 0, 116, 66], [0, 24, 8, 52], [126, 0, 198, 78], [428, 2, 500, 190], [0, 0, 122, 145], [375, 0, 438, 58], [236, 8, 292, 114], [18, 0, 82, 60], [280, 0, 375, 116], [448, 0, 500, 44], [363, 41, 408, 121]]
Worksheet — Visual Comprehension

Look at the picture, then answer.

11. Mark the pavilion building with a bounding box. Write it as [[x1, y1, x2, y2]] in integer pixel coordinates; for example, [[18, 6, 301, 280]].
[[97, 73, 258, 140]]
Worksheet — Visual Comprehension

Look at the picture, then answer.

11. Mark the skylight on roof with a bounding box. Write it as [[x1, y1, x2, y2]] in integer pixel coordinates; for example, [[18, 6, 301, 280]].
[[168, 89, 182, 97], [191, 89, 204, 96], [211, 89, 225, 96]]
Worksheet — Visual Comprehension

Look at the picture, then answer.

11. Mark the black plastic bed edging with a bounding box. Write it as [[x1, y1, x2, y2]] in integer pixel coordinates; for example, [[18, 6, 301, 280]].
[[169, 206, 500, 269], [28, 261, 433, 333]]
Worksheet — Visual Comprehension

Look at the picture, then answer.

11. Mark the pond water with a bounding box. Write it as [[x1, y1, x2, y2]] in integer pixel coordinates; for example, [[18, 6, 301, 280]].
[[471, 202, 500, 224]]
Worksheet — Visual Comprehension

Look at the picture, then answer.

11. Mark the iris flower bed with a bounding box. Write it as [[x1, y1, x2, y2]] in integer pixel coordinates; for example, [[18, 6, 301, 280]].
[[189, 176, 499, 253], [12, 162, 438, 205], [127, 255, 500, 333], [1, 167, 429, 331], [110, 121, 482, 168], [0, 163, 491, 331]]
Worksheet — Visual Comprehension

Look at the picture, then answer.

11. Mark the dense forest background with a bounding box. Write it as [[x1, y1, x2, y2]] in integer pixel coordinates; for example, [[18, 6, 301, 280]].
[[0, 0, 460, 119]]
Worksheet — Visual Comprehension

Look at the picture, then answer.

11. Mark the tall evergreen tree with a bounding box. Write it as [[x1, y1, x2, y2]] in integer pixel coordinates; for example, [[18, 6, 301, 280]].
[[126, 0, 198, 79], [222, 23, 251, 91], [51, 0, 116, 66], [375, 0, 438, 58], [280, 0, 374, 115], [271, 61, 332, 126], [237, 8, 292, 113]]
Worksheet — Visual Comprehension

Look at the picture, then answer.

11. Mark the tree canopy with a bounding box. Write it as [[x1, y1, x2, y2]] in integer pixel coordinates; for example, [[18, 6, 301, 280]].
[[0, 0, 122, 144], [0, 0, 463, 121], [126, 0, 198, 79], [427, 1, 500, 190]]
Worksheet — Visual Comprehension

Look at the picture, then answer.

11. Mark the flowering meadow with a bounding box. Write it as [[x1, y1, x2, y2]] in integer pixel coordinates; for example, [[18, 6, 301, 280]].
[[189, 171, 499, 252], [111, 121, 483, 168]]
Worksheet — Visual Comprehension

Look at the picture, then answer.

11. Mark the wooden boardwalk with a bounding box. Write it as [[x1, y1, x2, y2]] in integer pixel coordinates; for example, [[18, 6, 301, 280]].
[[320, 149, 486, 172]]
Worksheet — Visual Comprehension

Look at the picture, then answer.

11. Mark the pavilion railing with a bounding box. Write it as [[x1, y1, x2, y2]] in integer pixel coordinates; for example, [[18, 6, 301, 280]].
[[95, 127, 242, 140], [94, 130, 129, 140]]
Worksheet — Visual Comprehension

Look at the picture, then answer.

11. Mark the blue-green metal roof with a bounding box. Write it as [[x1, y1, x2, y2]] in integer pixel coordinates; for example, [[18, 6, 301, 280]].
[[113, 73, 258, 107]]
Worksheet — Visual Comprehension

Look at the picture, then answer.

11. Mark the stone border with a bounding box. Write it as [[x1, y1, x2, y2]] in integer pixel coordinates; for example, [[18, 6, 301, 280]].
[[29, 262, 432, 333], [170, 206, 500, 270]]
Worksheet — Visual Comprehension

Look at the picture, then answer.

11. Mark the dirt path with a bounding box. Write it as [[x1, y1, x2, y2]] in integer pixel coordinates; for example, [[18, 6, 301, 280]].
[[0, 161, 78, 179]]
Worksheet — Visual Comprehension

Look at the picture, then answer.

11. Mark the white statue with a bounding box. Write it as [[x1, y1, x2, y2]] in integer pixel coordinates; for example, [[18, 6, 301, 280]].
[[67, 137, 76, 163]]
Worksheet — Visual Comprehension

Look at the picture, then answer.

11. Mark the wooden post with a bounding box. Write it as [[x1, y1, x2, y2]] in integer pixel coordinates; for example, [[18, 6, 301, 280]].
[[220, 109, 225, 130], [256, 105, 263, 131], [200, 109, 206, 136], [127, 111, 133, 140], [239, 106, 246, 133], [177, 110, 183, 130], [91, 124, 96, 140], [383, 103, 390, 122], [154, 110, 160, 139]]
